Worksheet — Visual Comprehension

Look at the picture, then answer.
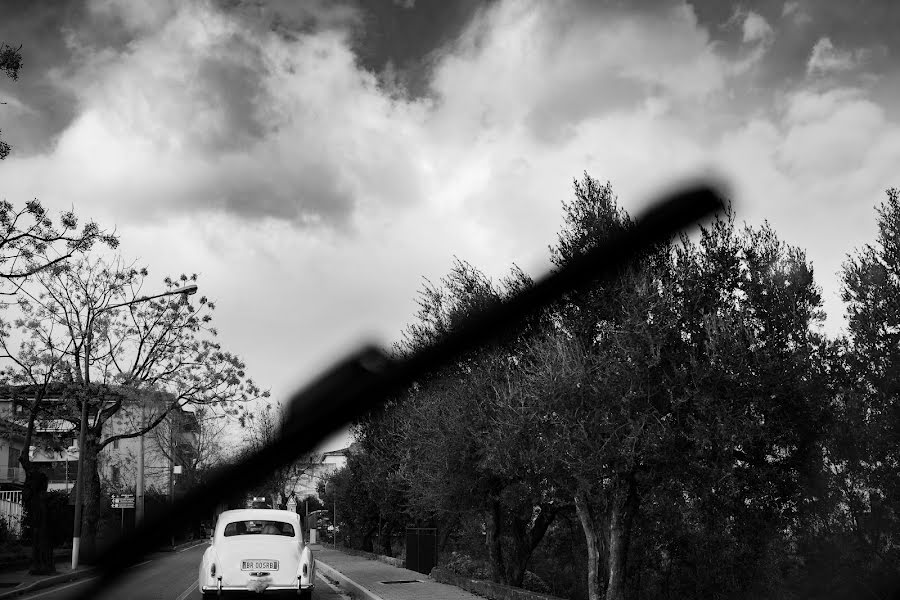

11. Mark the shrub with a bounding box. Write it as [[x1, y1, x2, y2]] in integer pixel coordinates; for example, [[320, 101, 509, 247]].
[[442, 551, 491, 580]]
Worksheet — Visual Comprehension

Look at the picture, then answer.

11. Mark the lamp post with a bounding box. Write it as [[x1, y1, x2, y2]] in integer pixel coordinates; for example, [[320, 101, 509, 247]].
[[71, 283, 198, 570]]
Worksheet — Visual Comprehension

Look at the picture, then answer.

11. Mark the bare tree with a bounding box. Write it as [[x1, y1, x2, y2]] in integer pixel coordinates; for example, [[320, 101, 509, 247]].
[[148, 406, 230, 491], [238, 402, 319, 509]]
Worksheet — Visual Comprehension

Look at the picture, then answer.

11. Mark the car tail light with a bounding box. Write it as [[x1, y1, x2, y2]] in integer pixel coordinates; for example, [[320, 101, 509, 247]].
[[210, 563, 216, 577], [302, 564, 308, 577]]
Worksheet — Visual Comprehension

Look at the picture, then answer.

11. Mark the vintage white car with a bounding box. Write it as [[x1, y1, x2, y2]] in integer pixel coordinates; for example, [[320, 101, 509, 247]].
[[199, 509, 315, 598]]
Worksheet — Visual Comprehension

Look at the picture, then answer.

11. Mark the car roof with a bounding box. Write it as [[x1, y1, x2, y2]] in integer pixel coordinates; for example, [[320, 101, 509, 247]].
[[217, 509, 301, 525]]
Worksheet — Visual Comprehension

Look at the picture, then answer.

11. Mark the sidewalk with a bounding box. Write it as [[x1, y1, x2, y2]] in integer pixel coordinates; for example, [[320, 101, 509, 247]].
[[313, 544, 484, 600], [0, 539, 205, 599], [0, 557, 94, 599]]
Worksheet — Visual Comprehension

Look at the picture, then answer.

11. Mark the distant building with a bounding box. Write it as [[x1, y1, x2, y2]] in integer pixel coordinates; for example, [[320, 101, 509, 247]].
[[291, 446, 353, 500], [0, 417, 26, 489]]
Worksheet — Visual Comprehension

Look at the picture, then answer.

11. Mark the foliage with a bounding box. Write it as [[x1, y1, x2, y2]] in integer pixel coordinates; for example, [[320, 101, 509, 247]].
[[0, 515, 16, 548], [818, 187, 900, 588], [347, 173, 855, 600], [0, 41, 23, 159], [318, 451, 390, 552]]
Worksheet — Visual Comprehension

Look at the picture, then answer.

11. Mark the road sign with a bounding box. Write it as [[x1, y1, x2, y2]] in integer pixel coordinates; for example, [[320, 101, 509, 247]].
[[111, 494, 135, 509], [286, 497, 297, 512]]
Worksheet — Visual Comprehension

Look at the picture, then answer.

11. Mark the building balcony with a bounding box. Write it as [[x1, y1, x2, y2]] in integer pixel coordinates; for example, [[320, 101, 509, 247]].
[[0, 466, 26, 484]]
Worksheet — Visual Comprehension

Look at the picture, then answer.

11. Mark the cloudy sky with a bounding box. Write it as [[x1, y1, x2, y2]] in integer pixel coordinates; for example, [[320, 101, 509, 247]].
[[1, 0, 899, 449]]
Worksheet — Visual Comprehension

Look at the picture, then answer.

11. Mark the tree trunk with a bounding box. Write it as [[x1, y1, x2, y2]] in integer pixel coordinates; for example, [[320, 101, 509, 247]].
[[505, 504, 557, 587], [362, 526, 376, 552], [506, 515, 529, 587], [22, 468, 54, 575], [380, 522, 393, 557], [438, 516, 457, 556], [575, 489, 606, 600], [79, 434, 103, 563], [485, 499, 505, 583], [606, 475, 638, 600]]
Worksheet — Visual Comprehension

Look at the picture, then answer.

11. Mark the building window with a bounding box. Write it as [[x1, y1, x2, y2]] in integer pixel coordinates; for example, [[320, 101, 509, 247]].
[[112, 438, 119, 450]]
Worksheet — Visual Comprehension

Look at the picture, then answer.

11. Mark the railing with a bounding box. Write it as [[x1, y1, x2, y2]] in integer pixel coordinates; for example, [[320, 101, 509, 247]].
[[0, 490, 22, 537], [0, 490, 21, 504]]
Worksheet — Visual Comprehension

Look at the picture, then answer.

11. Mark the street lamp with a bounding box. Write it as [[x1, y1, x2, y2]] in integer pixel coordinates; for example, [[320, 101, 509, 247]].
[[136, 284, 197, 528], [71, 283, 198, 570]]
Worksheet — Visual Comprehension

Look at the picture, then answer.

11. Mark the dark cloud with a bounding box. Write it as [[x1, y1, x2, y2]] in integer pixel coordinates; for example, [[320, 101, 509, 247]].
[[188, 34, 272, 153], [0, 0, 86, 155], [347, 0, 495, 97], [215, 0, 361, 39]]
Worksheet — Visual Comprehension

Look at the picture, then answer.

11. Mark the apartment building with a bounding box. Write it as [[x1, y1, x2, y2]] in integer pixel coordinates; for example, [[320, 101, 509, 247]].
[[0, 417, 26, 489], [291, 446, 351, 500], [0, 388, 199, 495]]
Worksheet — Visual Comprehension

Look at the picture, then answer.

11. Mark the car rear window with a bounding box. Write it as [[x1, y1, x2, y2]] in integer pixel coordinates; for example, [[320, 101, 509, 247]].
[[223, 520, 295, 537]]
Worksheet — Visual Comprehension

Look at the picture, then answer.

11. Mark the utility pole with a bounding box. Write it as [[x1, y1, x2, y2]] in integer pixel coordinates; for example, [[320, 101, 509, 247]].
[[136, 399, 145, 525], [169, 414, 175, 548]]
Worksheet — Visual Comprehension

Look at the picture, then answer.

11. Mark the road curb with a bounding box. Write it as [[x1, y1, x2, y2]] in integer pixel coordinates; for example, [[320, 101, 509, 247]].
[[0, 568, 96, 599], [315, 559, 385, 600]]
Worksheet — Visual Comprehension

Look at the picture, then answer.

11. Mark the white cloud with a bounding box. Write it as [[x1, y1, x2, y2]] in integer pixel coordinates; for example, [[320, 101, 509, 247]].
[[782, 1, 812, 26], [741, 11, 774, 44], [724, 8, 775, 75], [807, 37, 866, 76]]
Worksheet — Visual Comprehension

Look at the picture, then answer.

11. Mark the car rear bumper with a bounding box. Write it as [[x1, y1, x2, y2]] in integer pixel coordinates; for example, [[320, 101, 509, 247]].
[[201, 584, 315, 592]]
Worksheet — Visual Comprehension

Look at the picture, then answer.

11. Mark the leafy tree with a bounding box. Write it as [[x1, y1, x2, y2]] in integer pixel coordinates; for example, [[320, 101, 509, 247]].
[[357, 259, 559, 586], [353, 173, 829, 599], [829, 187, 900, 582], [319, 455, 383, 551], [517, 174, 827, 600]]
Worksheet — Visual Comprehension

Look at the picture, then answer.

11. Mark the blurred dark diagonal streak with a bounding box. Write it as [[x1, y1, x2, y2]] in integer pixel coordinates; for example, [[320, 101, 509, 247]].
[[70, 178, 727, 600]]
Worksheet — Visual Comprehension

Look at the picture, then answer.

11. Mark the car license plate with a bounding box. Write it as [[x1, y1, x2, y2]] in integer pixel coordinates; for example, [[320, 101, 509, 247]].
[[242, 559, 279, 571]]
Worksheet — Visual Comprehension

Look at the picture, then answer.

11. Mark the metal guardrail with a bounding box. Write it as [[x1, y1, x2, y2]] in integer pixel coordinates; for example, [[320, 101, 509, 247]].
[[71, 180, 726, 599]]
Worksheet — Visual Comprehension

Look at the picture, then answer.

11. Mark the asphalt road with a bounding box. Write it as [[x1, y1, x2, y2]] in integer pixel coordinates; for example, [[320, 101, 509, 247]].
[[19, 543, 344, 600]]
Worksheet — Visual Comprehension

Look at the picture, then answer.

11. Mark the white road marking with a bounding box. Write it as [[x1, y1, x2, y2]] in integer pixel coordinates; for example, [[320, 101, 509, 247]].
[[21, 576, 97, 599], [175, 579, 199, 600], [131, 559, 152, 569], [178, 541, 208, 553]]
